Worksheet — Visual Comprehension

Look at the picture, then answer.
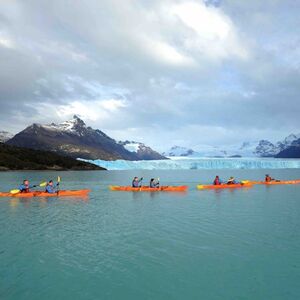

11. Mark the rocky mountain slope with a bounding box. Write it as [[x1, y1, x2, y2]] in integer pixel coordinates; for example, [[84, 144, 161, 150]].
[[276, 138, 300, 158], [7, 116, 165, 161], [162, 146, 196, 157], [119, 141, 166, 160]]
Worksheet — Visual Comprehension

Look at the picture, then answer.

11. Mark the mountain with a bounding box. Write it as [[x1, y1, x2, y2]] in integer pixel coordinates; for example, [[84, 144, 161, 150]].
[[254, 140, 278, 157], [276, 138, 300, 158], [254, 134, 300, 157], [7, 116, 165, 161], [162, 145, 197, 157], [0, 143, 105, 171], [0, 131, 14, 143], [119, 141, 166, 160], [163, 135, 300, 158]]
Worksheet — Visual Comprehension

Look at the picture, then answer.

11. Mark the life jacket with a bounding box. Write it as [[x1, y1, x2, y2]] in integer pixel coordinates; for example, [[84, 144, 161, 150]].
[[265, 176, 272, 182], [20, 184, 30, 193], [132, 180, 139, 188], [213, 178, 220, 185]]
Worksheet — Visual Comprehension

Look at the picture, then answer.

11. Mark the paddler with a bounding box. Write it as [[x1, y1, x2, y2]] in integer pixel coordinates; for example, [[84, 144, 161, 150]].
[[265, 174, 273, 182], [132, 177, 143, 188], [149, 178, 159, 188], [227, 177, 238, 185], [213, 176, 222, 185], [18, 179, 34, 193], [45, 180, 58, 194]]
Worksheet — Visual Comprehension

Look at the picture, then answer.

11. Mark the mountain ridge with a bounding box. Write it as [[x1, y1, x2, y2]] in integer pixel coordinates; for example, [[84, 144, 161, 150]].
[[7, 116, 166, 161]]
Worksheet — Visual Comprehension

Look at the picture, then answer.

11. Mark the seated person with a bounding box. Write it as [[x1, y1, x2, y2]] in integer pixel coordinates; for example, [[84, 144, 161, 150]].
[[149, 178, 159, 188], [227, 177, 237, 185], [45, 180, 57, 193], [213, 176, 222, 185], [132, 177, 143, 188], [18, 179, 33, 193], [265, 174, 273, 182]]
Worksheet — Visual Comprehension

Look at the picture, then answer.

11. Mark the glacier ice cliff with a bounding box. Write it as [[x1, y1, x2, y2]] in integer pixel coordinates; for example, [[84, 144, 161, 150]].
[[80, 157, 300, 170]]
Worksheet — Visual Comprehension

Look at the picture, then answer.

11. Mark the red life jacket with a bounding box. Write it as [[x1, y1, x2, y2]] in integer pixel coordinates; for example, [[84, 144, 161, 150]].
[[214, 178, 220, 185], [265, 176, 272, 182]]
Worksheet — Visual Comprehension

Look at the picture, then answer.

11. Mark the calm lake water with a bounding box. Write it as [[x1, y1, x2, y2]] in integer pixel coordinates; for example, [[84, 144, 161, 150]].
[[1, 169, 300, 300]]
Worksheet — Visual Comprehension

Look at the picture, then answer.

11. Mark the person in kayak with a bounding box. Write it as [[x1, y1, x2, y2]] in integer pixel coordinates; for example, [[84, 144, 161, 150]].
[[265, 174, 274, 182], [45, 180, 58, 193], [213, 176, 222, 185], [227, 177, 238, 185], [132, 177, 143, 188], [149, 178, 159, 188], [18, 180, 34, 193]]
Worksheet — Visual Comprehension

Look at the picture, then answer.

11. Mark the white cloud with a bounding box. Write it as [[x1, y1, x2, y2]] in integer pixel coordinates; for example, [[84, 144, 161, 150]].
[[171, 1, 248, 60], [0, 33, 15, 48]]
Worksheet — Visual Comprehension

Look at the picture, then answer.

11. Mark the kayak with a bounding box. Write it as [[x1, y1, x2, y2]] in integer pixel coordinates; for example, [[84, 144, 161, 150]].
[[0, 189, 91, 198], [243, 179, 300, 185], [197, 183, 253, 190], [109, 185, 188, 192]]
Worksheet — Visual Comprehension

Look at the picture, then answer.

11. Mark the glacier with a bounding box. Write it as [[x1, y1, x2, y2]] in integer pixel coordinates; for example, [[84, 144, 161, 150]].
[[80, 157, 300, 170]]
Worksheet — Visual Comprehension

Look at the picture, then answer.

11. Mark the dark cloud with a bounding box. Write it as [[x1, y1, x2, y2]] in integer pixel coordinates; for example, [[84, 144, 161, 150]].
[[0, 0, 299, 149]]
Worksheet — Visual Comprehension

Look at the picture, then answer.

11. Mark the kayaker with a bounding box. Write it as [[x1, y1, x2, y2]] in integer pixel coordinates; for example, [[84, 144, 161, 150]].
[[149, 178, 159, 188], [265, 174, 273, 182], [18, 180, 33, 193], [45, 180, 57, 194], [227, 177, 237, 185], [213, 176, 222, 185], [132, 177, 143, 188]]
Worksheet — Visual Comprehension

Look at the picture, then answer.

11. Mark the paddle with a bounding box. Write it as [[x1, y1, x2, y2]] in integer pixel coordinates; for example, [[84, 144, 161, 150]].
[[10, 182, 47, 194], [56, 176, 61, 194]]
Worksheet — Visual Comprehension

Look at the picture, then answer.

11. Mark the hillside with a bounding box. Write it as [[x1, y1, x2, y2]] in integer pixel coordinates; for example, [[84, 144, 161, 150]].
[[0, 143, 105, 171], [7, 116, 165, 161]]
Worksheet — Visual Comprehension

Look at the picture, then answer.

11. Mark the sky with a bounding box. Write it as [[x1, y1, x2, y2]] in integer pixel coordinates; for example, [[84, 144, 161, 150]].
[[0, 0, 300, 151]]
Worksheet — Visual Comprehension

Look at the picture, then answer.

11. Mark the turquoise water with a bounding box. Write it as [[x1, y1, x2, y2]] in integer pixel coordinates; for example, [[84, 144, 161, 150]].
[[1, 169, 300, 300]]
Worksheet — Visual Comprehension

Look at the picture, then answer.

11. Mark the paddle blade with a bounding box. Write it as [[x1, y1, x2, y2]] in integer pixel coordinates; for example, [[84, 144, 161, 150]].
[[57, 176, 61, 183], [39, 182, 47, 187], [10, 189, 20, 194], [241, 180, 249, 184]]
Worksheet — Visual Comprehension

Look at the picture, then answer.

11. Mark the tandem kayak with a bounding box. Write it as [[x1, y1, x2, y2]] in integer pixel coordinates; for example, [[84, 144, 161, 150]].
[[0, 189, 91, 198], [242, 179, 300, 185], [109, 185, 188, 192], [197, 183, 252, 190]]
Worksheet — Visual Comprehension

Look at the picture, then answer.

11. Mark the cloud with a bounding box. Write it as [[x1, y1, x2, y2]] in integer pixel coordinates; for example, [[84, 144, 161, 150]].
[[0, 0, 299, 149]]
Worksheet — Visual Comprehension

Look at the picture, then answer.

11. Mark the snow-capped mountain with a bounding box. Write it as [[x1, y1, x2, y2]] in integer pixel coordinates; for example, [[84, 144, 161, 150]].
[[163, 134, 300, 158], [162, 146, 197, 157], [0, 131, 14, 143], [119, 141, 166, 160], [254, 133, 300, 157], [276, 136, 300, 158], [7, 116, 164, 161]]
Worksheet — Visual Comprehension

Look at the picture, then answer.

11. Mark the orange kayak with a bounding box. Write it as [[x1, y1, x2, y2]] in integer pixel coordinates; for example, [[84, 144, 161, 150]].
[[245, 180, 300, 185], [0, 189, 90, 198], [197, 183, 252, 190], [109, 185, 188, 192]]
